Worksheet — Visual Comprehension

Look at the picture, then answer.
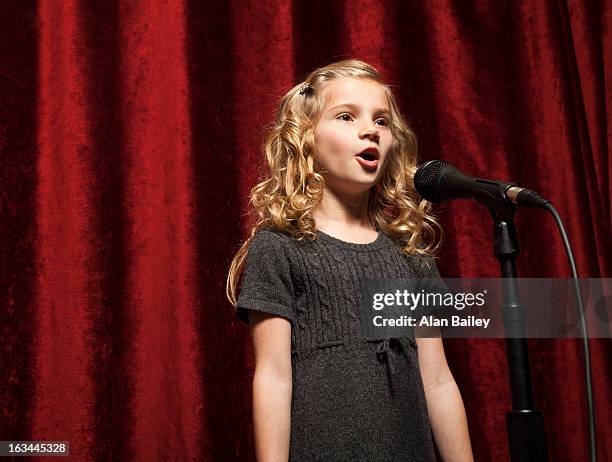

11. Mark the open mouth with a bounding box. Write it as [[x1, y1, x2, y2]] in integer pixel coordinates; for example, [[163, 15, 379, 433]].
[[355, 149, 379, 170], [357, 152, 377, 161]]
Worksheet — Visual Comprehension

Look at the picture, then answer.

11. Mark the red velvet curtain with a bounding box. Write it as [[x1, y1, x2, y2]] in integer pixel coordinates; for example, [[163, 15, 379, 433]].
[[2, 0, 609, 460]]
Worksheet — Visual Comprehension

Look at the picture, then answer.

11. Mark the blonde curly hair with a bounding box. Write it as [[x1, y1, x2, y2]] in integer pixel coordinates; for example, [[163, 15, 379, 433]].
[[226, 59, 442, 307]]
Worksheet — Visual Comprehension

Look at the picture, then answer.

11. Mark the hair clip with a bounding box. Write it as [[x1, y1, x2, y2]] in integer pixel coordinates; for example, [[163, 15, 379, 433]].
[[299, 83, 311, 95]]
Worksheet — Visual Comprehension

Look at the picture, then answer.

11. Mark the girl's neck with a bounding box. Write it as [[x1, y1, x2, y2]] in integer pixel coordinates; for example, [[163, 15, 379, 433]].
[[313, 189, 377, 237]]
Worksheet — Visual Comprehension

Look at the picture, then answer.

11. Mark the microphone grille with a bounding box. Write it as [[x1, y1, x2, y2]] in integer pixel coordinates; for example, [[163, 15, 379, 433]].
[[414, 160, 449, 201]]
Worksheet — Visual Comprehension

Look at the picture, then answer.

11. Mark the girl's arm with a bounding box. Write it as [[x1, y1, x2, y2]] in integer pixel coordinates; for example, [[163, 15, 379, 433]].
[[416, 331, 474, 462], [250, 311, 293, 462]]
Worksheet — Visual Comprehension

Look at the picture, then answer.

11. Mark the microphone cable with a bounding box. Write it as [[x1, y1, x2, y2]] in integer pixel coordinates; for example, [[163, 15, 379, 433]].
[[544, 203, 597, 462]]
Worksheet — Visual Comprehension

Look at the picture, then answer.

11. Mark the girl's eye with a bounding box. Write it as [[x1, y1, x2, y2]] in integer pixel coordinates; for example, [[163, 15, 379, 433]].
[[375, 118, 389, 126], [338, 113, 353, 121]]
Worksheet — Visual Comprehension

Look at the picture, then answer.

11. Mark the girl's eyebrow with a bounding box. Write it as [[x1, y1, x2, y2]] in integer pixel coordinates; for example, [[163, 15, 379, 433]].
[[327, 103, 391, 116]]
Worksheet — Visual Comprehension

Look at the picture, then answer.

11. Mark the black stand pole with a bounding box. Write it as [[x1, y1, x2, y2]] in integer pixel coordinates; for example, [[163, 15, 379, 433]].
[[490, 207, 548, 461]]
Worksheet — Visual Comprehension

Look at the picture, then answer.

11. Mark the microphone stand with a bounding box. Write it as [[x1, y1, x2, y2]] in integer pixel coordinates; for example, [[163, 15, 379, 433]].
[[490, 206, 548, 461]]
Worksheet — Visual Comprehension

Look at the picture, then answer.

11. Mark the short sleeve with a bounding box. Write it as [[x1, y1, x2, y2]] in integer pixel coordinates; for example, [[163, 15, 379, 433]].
[[236, 230, 296, 326], [420, 256, 443, 280], [415, 256, 453, 322]]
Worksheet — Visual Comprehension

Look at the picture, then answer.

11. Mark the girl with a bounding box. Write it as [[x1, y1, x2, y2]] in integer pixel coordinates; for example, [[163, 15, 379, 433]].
[[227, 60, 473, 461]]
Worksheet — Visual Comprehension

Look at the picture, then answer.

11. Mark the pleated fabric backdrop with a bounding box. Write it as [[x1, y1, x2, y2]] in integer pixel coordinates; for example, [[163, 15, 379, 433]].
[[1, 0, 610, 460]]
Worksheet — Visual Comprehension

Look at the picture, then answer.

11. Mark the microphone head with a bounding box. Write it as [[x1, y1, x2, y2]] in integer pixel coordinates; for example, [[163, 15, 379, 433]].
[[414, 160, 453, 202]]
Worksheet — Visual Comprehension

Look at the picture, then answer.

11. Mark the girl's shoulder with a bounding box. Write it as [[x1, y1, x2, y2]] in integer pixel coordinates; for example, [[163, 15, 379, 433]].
[[248, 227, 299, 256], [253, 226, 318, 246], [387, 234, 440, 277], [252, 226, 293, 244]]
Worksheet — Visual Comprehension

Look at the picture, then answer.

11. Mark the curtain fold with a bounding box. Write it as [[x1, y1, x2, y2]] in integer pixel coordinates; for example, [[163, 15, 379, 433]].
[[1, 0, 609, 460]]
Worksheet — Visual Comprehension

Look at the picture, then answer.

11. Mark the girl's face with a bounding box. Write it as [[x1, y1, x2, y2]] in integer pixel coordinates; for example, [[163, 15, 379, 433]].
[[313, 77, 393, 195]]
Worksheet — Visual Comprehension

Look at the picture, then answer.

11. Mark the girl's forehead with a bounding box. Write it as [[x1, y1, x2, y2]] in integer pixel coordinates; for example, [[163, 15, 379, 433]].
[[322, 77, 389, 109]]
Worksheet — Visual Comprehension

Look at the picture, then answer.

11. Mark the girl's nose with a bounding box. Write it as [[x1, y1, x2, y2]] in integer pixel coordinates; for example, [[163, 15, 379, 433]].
[[360, 123, 380, 141]]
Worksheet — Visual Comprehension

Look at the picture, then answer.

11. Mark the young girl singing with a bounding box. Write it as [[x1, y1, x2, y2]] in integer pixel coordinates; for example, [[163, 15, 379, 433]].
[[227, 60, 473, 461]]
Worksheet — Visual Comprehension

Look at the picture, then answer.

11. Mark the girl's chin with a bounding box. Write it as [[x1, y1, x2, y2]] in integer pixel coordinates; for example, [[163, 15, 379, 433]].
[[324, 176, 380, 195]]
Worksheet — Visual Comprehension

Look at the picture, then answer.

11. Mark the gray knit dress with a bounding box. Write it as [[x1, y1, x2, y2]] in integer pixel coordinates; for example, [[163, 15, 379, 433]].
[[237, 227, 440, 461]]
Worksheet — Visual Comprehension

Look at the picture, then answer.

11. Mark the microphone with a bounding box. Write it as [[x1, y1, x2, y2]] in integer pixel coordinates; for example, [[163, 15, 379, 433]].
[[413, 160, 550, 209]]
